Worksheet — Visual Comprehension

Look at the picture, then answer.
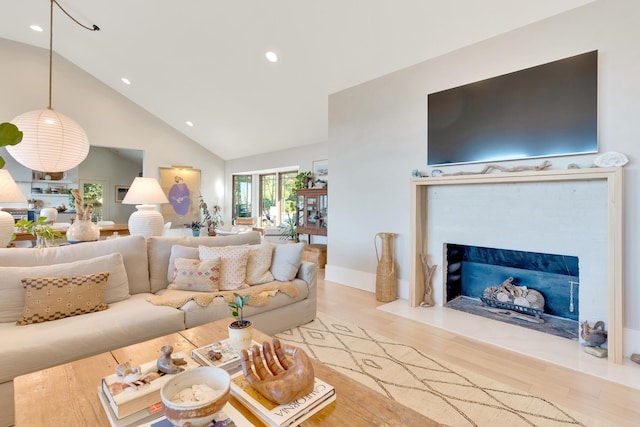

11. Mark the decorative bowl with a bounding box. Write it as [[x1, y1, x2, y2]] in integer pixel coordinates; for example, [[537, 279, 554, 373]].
[[160, 366, 231, 427]]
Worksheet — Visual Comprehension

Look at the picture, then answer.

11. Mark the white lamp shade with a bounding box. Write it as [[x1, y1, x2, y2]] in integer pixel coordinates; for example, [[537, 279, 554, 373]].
[[7, 108, 90, 172], [0, 170, 27, 203], [122, 177, 170, 205], [122, 177, 169, 238]]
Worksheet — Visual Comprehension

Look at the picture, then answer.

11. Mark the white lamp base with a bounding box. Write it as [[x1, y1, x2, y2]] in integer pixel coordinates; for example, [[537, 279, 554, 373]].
[[128, 205, 165, 239], [0, 210, 15, 248]]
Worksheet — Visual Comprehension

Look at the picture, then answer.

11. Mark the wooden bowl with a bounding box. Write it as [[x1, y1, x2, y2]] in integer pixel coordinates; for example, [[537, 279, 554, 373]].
[[160, 367, 230, 427]]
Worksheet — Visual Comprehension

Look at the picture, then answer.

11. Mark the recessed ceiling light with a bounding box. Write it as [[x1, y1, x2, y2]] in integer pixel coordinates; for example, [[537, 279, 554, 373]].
[[121, 77, 131, 85], [30, 25, 43, 32], [185, 121, 194, 127], [265, 51, 279, 63]]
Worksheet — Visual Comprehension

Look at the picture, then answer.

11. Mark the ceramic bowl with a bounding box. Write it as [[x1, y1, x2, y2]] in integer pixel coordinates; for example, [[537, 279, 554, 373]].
[[160, 367, 231, 427]]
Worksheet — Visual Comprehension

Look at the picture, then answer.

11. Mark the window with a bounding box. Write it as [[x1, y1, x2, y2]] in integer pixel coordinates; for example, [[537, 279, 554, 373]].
[[279, 171, 297, 226], [259, 174, 277, 226], [232, 175, 252, 219]]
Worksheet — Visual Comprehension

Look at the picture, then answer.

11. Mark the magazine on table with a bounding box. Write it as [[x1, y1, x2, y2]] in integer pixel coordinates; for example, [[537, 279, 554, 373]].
[[229, 371, 336, 427]]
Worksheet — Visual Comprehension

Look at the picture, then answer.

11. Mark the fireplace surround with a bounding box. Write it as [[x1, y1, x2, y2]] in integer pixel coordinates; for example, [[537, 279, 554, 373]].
[[409, 167, 623, 363]]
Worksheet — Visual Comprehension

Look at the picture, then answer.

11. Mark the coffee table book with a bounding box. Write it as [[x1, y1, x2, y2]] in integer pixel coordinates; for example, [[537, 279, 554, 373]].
[[136, 402, 254, 427], [101, 352, 200, 419], [229, 371, 336, 427]]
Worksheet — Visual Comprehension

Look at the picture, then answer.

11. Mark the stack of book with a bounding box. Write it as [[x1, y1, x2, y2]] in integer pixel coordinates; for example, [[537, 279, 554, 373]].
[[98, 352, 200, 427], [229, 371, 336, 427]]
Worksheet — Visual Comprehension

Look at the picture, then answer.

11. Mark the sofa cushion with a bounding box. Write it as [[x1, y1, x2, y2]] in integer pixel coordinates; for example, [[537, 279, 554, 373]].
[[199, 245, 251, 290], [16, 272, 110, 325], [246, 243, 275, 285], [0, 293, 185, 383], [147, 232, 262, 293], [0, 253, 130, 323], [167, 244, 199, 283], [270, 243, 304, 281], [0, 235, 150, 295], [169, 258, 221, 292]]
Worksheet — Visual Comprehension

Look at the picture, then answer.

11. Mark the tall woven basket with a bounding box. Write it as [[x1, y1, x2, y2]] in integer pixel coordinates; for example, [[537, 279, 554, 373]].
[[375, 232, 397, 302]]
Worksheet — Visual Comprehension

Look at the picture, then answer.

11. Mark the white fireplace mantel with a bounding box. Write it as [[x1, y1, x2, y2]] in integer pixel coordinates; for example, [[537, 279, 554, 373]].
[[409, 167, 623, 363]]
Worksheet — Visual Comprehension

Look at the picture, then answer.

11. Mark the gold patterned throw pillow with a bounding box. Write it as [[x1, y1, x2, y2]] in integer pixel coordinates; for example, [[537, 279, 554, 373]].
[[199, 245, 251, 291], [246, 243, 275, 285], [16, 272, 110, 326], [168, 257, 221, 292]]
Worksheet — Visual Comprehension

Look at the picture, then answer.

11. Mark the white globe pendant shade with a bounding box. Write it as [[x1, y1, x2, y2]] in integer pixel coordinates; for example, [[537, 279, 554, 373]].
[[7, 108, 90, 172]]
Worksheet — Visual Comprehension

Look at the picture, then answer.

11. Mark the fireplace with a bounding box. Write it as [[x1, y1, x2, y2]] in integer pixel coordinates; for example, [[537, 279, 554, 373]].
[[409, 168, 624, 363], [443, 243, 579, 340]]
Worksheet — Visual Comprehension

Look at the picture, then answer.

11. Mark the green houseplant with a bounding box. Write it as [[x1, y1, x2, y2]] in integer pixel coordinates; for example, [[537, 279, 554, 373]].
[[294, 171, 313, 190], [228, 293, 252, 351], [0, 122, 23, 169], [15, 217, 62, 248], [187, 221, 202, 236], [199, 195, 223, 235]]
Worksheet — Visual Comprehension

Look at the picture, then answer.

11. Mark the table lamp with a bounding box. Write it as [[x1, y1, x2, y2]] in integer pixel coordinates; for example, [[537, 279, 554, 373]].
[[121, 177, 169, 238], [0, 170, 27, 247]]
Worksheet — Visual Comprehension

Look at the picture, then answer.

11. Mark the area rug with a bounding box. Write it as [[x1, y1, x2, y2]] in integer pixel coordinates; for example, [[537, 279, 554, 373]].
[[275, 313, 611, 427]]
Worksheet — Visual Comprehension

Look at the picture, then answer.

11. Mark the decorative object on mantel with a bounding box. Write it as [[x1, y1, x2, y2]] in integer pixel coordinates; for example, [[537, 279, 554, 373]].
[[580, 320, 608, 358], [7, 0, 99, 172], [375, 232, 397, 302], [441, 160, 552, 176], [419, 254, 436, 307], [631, 353, 640, 365], [67, 189, 99, 243], [593, 151, 629, 167]]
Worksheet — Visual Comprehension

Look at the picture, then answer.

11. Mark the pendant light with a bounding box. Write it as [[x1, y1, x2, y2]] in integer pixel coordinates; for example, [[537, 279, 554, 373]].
[[7, 0, 99, 173]]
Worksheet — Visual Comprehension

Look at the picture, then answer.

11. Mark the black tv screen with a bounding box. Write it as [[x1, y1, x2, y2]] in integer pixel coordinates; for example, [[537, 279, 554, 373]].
[[427, 51, 598, 166]]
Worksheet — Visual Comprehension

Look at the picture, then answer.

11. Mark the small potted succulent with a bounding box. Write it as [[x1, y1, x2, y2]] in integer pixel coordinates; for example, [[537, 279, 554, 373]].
[[187, 221, 202, 237], [228, 293, 252, 351]]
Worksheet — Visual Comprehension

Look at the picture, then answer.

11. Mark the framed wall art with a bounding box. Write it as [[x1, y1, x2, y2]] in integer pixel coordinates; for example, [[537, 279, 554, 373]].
[[114, 185, 129, 203], [312, 159, 328, 185], [159, 167, 201, 227]]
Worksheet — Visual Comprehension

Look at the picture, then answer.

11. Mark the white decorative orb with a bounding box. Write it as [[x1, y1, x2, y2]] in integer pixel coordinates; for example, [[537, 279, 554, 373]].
[[128, 205, 165, 239], [8, 109, 90, 172], [39, 207, 58, 224]]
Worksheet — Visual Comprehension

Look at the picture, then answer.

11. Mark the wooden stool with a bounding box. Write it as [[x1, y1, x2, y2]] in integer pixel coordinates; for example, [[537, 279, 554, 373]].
[[303, 244, 327, 268]]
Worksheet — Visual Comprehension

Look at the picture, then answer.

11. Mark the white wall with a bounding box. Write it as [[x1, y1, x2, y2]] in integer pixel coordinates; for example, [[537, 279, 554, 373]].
[[327, 0, 640, 353], [0, 38, 225, 217]]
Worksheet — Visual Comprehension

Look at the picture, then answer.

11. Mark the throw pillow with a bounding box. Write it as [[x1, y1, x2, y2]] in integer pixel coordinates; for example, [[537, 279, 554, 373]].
[[0, 253, 129, 323], [199, 245, 251, 291], [169, 257, 221, 292], [270, 242, 304, 281], [167, 245, 200, 284], [16, 272, 110, 325], [246, 243, 275, 285]]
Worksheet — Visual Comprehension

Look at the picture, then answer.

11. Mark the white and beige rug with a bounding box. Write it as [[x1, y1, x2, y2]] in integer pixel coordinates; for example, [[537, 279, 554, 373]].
[[275, 313, 612, 427]]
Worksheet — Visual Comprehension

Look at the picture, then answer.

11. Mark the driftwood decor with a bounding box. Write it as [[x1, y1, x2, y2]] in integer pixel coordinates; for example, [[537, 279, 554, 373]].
[[419, 254, 437, 308], [441, 160, 552, 176]]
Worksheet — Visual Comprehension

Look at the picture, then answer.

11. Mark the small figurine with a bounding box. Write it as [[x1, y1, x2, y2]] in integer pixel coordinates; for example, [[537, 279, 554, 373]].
[[157, 345, 187, 374], [580, 320, 608, 348]]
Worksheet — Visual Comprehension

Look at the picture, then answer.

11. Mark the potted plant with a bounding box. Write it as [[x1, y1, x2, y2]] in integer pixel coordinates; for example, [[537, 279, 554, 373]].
[[0, 122, 23, 169], [279, 203, 298, 242], [294, 171, 313, 190], [187, 221, 202, 237], [199, 195, 223, 236], [228, 293, 252, 351], [15, 217, 61, 248]]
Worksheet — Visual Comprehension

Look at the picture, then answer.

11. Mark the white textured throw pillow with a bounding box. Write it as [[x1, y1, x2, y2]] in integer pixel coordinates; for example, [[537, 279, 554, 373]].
[[199, 245, 251, 290], [246, 243, 275, 285], [169, 257, 221, 292], [270, 242, 304, 281], [0, 253, 130, 323]]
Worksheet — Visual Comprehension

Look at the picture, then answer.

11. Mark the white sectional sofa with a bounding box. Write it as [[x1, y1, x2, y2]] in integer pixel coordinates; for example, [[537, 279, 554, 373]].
[[0, 231, 317, 426]]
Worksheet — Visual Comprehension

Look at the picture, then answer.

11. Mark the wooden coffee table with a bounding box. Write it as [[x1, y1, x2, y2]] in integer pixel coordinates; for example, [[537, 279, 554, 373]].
[[13, 318, 439, 426]]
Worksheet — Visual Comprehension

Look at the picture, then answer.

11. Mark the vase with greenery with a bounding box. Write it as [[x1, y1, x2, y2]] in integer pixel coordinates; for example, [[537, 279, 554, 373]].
[[15, 217, 61, 248], [228, 293, 252, 351], [198, 195, 223, 235], [294, 171, 313, 190], [0, 122, 23, 169]]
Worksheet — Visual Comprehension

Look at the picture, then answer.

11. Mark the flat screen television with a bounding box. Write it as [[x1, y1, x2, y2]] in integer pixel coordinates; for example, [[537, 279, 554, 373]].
[[427, 50, 598, 166]]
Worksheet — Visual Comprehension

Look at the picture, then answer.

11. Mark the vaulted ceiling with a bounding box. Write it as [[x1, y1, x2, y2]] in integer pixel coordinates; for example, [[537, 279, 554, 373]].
[[0, 0, 593, 160]]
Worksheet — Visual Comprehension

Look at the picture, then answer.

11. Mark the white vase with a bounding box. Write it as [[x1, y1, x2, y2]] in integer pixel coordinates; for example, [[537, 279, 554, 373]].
[[66, 219, 100, 243], [228, 321, 253, 352]]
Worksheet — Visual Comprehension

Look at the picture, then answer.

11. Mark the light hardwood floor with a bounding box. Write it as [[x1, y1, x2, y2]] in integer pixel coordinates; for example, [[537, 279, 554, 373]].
[[315, 271, 640, 426]]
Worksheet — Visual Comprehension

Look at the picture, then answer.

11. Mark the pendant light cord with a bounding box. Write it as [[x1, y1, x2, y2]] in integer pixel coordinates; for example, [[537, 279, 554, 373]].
[[48, 0, 100, 109]]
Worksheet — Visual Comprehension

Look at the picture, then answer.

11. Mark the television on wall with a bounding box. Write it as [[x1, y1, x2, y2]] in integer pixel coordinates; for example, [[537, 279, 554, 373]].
[[427, 50, 598, 166]]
